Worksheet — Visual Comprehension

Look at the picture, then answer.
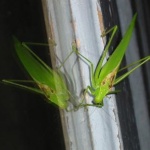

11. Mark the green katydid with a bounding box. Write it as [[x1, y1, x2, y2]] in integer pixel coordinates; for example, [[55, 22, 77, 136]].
[[2, 37, 71, 109], [72, 13, 150, 108], [2, 13, 150, 110]]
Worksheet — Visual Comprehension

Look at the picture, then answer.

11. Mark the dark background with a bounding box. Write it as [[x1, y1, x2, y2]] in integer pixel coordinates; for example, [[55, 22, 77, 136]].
[[100, 0, 150, 149], [0, 0, 65, 150]]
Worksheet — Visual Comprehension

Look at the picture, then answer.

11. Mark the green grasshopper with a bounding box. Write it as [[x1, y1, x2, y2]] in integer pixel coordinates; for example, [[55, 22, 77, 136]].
[[73, 13, 150, 108], [2, 37, 70, 109]]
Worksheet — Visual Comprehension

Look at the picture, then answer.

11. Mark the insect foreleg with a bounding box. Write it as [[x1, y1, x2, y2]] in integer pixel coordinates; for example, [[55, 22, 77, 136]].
[[72, 44, 96, 88], [75, 85, 98, 109]]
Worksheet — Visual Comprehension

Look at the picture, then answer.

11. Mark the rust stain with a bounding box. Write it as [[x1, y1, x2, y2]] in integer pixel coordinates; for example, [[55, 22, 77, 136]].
[[76, 39, 81, 48], [97, 5, 104, 33], [71, 20, 77, 32]]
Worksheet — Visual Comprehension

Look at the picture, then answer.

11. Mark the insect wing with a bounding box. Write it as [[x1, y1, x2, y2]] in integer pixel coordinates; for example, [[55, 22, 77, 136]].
[[98, 13, 137, 84], [13, 37, 69, 109]]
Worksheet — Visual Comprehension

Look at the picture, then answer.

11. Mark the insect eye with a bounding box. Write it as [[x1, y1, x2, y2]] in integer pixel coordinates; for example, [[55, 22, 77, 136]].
[[92, 100, 103, 108]]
